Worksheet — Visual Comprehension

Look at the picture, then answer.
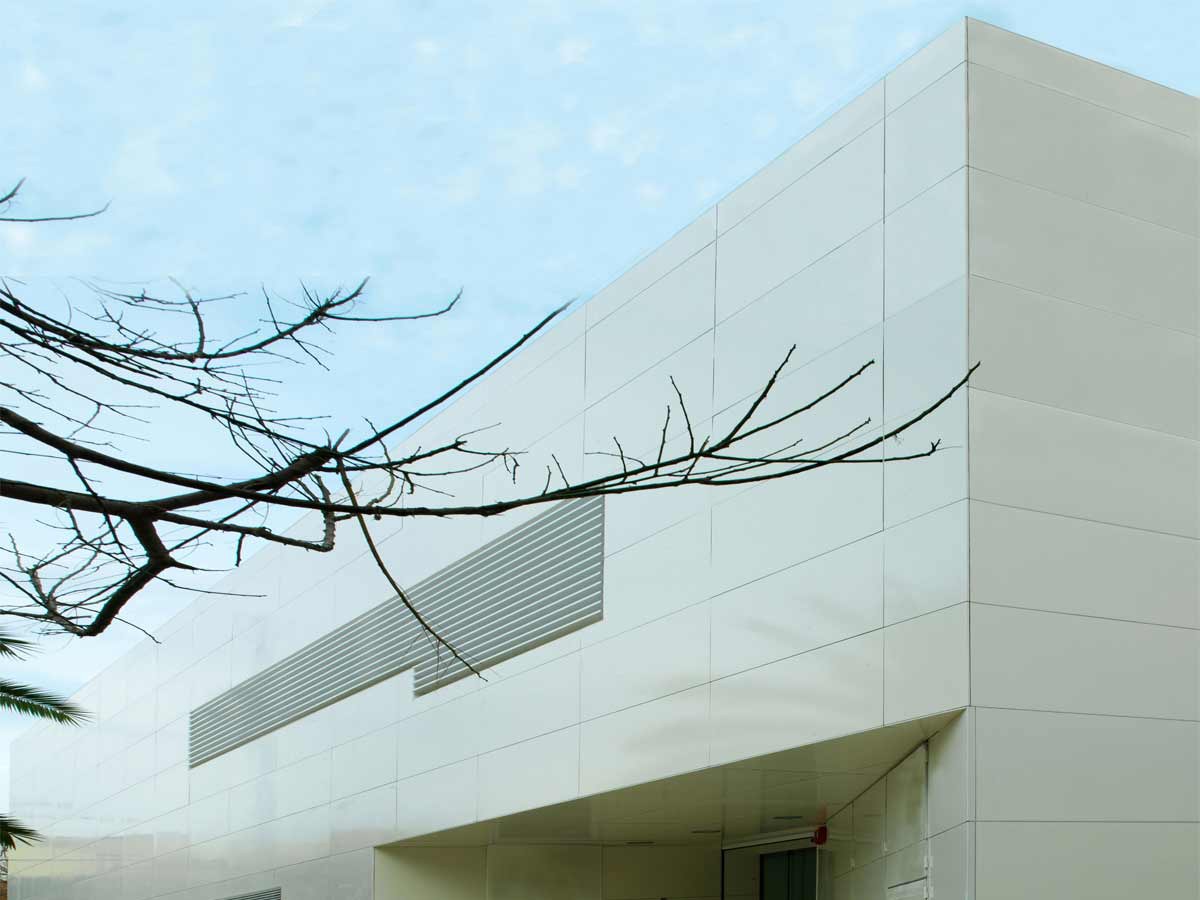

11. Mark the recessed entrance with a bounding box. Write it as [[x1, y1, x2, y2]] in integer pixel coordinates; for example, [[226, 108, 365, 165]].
[[374, 712, 954, 899]]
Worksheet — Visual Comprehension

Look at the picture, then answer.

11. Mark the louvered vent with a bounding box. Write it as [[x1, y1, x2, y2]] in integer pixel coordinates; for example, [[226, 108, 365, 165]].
[[189, 496, 604, 767], [224, 891, 280, 900]]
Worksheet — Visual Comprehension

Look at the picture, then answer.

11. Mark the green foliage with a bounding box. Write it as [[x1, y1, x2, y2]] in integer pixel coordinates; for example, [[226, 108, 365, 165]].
[[0, 813, 40, 851], [0, 631, 36, 659], [0, 678, 88, 725], [0, 627, 90, 851]]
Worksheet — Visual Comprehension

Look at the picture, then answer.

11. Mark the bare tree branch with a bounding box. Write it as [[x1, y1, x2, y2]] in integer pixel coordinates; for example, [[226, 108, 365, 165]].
[[0, 176, 978, 663]]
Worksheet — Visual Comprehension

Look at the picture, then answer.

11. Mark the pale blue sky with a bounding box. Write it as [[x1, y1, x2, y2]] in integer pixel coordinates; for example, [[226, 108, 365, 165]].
[[1, 0, 1196, 805]]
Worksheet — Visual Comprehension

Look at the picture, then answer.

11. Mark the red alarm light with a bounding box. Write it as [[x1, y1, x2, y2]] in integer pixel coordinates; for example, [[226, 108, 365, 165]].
[[811, 825, 828, 846]]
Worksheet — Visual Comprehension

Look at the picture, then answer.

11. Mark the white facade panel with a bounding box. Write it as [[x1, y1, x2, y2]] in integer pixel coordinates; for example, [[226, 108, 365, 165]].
[[884, 64, 966, 213], [586, 210, 716, 328], [969, 61, 1198, 234], [476, 726, 580, 821], [970, 500, 1200, 628], [708, 632, 885, 768], [715, 123, 883, 320], [882, 602, 970, 724], [974, 708, 1200, 822], [966, 18, 1197, 136], [585, 246, 714, 405], [330, 727, 398, 802], [392, 758, 478, 842], [711, 460, 883, 596], [885, 18, 965, 113], [580, 602, 709, 720], [882, 500, 968, 626], [713, 223, 883, 414], [581, 512, 710, 646], [971, 603, 1199, 719], [969, 168, 1198, 334], [330, 782, 396, 855], [474, 652, 581, 754], [709, 533, 882, 681], [927, 710, 973, 837], [882, 168, 966, 319], [584, 332, 713, 456], [975, 821, 1199, 900], [970, 389, 1200, 537], [969, 273, 1200, 439], [717, 83, 885, 236], [579, 684, 710, 795]]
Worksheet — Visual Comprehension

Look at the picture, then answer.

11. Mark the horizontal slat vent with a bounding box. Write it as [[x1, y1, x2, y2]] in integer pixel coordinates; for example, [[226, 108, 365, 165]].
[[190, 496, 604, 766], [224, 891, 280, 900]]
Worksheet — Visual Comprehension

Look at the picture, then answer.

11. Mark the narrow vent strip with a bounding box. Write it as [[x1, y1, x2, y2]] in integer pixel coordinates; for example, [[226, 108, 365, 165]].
[[189, 496, 603, 766]]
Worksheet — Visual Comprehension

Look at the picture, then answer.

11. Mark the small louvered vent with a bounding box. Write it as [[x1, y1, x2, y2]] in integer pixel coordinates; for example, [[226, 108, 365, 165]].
[[189, 496, 604, 767], [224, 891, 280, 900]]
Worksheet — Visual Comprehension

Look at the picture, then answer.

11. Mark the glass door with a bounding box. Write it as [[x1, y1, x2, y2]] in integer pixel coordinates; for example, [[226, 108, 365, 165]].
[[759, 847, 817, 900]]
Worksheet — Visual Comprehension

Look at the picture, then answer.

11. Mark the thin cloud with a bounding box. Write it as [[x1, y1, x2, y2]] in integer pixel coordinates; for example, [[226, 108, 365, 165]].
[[636, 182, 665, 208], [20, 62, 48, 91], [557, 38, 592, 65]]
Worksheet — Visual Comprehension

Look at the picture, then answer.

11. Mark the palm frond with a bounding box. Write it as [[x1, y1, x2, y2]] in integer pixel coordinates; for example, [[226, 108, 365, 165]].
[[0, 679, 88, 725], [0, 813, 41, 850], [0, 626, 36, 659]]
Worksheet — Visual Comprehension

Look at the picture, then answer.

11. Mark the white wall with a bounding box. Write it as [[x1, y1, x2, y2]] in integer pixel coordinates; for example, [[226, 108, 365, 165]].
[[8, 22, 980, 900], [375, 846, 486, 900], [720, 735, 953, 900], [964, 19, 1200, 900], [821, 743, 934, 900], [374, 843, 719, 900]]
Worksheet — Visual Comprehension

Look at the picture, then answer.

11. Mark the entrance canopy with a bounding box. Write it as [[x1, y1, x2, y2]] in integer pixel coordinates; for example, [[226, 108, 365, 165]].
[[376, 712, 956, 898]]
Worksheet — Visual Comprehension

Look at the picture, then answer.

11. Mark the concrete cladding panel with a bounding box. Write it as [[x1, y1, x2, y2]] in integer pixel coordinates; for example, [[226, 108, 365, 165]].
[[822, 742, 934, 899], [374, 843, 720, 900], [965, 17, 1200, 900]]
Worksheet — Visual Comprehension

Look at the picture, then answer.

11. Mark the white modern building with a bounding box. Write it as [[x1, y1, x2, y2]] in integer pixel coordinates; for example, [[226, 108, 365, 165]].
[[9, 18, 1199, 900]]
